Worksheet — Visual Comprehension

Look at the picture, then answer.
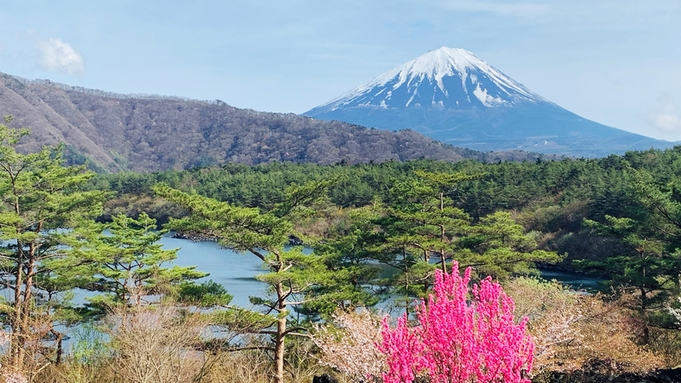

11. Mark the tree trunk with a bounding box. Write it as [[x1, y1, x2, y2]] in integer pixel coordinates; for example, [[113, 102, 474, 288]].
[[274, 281, 287, 383], [55, 332, 64, 365], [11, 239, 25, 371], [274, 316, 287, 383], [439, 192, 447, 273], [640, 285, 650, 344]]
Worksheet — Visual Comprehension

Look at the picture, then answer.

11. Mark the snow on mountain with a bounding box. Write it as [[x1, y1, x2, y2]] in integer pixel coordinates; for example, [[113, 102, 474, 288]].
[[305, 47, 675, 158], [314, 47, 546, 113]]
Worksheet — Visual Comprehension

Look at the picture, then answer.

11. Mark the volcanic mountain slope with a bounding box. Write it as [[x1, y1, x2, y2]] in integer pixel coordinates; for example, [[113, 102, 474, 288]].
[[0, 72, 548, 173], [305, 47, 674, 157]]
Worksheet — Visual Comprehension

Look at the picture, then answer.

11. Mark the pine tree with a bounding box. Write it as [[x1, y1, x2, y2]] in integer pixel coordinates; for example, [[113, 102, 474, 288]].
[[307, 203, 384, 317], [378, 174, 472, 302], [577, 166, 681, 342], [0, 118, 105, 372], [375, 171, 559, 310], [55, 212, 208, 311], [154, 180, 335, 383], [457, 211, 561, 279]]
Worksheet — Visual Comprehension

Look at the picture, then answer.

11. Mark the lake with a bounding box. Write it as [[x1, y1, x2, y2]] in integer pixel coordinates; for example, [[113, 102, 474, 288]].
[[58, 234, 601, 350], [162, 234, 604, 309], [162, 234, 270, 308], [539, 269, 604, 291]]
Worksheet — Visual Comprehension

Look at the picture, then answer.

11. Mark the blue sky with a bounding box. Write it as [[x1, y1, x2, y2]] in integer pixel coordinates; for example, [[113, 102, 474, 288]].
[[1, 1, 681, 140]]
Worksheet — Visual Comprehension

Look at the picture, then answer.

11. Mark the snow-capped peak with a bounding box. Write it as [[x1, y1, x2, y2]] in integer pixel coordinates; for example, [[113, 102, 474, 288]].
[[311, 47, 547, 112], [373, 47, 487, 91]]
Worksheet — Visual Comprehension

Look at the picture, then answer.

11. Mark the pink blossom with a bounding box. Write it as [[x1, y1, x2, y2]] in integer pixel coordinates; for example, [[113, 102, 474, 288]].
[[379, 262, 534, 383]]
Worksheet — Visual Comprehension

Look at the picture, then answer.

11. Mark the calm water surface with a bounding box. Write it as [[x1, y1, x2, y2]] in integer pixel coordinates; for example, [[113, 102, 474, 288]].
[[539, 269, 604, 291], [161, 234, 271, 308], [163, 234, 604, 307]]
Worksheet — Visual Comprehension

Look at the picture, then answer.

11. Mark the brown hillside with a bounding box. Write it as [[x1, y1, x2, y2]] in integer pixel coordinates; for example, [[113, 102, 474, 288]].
[[0, 73, 547, 172]]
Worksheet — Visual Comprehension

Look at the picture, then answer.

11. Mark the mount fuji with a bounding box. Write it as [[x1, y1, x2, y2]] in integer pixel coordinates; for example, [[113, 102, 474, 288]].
[[305, 47, 674, 157]]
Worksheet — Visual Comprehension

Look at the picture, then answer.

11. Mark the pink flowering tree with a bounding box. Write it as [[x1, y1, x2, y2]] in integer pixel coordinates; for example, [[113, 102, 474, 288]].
[[379, 262, 534, 383]]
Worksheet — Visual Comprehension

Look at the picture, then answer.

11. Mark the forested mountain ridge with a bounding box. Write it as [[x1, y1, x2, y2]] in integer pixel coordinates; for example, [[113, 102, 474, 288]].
[[0, 73, 552, 173]]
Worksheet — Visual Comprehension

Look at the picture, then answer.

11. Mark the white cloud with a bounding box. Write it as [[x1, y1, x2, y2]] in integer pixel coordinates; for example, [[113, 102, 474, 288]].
[[647, 94, 681, 139], [652, 112, 680, 132], [37, 38, 85, 75]]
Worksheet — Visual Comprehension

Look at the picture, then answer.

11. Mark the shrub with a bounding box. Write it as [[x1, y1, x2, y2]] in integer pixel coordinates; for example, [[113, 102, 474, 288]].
[[313, 310, 385, 382], [505, 277, 664, 377], [106, 306, 210, 383]]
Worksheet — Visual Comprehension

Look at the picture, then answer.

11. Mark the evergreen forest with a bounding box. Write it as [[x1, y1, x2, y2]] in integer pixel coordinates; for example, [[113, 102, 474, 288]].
[[1, 117, 681, 383]]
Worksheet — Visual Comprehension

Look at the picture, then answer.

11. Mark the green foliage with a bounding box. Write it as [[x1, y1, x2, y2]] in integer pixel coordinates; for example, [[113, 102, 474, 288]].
[[311, 169, 560, 316], [154, 181, 343, 383], [578, 214, 681, 313], [83, 144, 681, 349], [55, 212, 207, 313], [0, 118, 106, 371], [154, 183, 339, 312], [210, 307, 276, 331], [457, 211, 562, 279], [176, 280, 233, 307], [70, 322, 112, 364], [377, 171, 559, 292], [571, 165, 681, 342]]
